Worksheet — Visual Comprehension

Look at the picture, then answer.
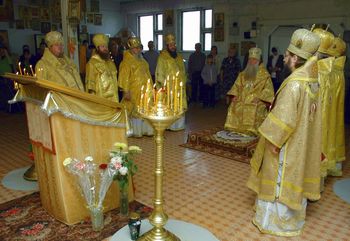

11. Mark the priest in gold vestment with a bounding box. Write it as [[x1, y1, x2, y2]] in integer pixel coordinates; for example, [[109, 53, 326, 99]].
[[118, 37, 153, 137], [247, 29, 321, 236], [312, 28, 335, 179], [86, 33, 119, 102], [224, 47, 274, 136], [155, 33, 187, 131], [326, 37, 347, 176], [35, 31, 84, 91]]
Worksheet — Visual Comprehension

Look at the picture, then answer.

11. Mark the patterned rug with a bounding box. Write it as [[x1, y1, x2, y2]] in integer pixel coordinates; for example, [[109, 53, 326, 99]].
[[0, 192, 152, 241], [180, 128, 258, 164]]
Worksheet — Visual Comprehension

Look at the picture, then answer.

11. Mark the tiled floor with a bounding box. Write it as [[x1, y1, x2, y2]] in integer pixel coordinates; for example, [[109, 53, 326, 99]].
[[1, 103, 350, 241]]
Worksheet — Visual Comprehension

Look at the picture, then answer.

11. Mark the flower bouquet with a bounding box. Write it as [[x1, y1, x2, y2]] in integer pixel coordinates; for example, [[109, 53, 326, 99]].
[[109, 142, 141, 216], [63, 156, 118, 231]]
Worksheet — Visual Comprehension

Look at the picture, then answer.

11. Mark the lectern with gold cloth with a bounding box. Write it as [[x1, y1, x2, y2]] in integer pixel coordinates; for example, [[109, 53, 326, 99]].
[[5, 73, 133, 225]]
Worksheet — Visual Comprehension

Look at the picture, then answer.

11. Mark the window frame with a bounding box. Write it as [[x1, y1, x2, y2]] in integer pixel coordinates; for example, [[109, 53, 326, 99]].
[[180, 8, 213, 52], [137, 13, 164, 51]]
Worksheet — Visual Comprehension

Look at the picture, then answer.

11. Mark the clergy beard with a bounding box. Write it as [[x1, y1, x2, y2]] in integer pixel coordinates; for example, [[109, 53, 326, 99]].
[[97, 49, 110, 60], [167, 48, 177, 58], [244, 63, 259, 80], [282, 63, 292, 79]]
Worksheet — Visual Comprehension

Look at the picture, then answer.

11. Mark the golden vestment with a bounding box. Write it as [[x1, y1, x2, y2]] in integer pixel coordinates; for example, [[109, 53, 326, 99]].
[[35, 48, 84, 91], [247, 56, 322, 211], [86, 54, 119, 102], [224, 64, 274, 135], [118, 50, 151, 115], [328, 56, 346, 175], [155, 50, 187, 110], [318, 57, 336, 177]]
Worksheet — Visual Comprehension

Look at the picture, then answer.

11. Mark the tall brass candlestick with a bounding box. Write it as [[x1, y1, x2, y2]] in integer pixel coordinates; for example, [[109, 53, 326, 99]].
[[137, 100, 184, 241]]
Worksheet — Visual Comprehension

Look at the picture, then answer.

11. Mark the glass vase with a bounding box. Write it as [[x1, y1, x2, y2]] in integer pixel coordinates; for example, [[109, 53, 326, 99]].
[[119, 184, 129, 216], [90, 206, 104, 231]]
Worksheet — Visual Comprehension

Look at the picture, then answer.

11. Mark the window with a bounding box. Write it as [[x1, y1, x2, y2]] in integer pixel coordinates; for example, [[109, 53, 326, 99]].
[[181, 9, 212, 51], [138, 13, 163, 51]]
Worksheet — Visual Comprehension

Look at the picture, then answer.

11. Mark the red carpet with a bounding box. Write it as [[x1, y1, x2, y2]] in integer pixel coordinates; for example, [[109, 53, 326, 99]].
[[180, 128, 258, 164], [0, 192, 152, 240]]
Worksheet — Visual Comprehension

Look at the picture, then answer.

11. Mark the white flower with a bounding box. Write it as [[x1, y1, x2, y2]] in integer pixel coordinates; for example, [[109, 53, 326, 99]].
[[119, 166, 128, 175], [111, 156, 123, 164], [128, 145, 142, 153], [63, 157, 72, 166], [85, 156, 94, 162]]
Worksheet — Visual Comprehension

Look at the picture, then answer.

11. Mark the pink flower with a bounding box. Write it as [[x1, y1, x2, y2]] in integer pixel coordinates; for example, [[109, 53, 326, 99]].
[[114, 163, 122, 170], [74, 162, 85, 170]]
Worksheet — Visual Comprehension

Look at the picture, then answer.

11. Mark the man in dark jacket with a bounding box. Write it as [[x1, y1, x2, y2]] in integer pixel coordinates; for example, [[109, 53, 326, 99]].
[[267, 47, 284, 92]]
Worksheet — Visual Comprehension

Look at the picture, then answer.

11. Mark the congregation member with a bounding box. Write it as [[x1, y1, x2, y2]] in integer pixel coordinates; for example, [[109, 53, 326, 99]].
[[210, 45, 222, 103], [155, 33, 187, 131], [18, 45, 36, 74], [247, 28, 321, 236], [86, 33, 119, 102], [143, 40, 159, 83], [109, 39, 124, 77], [0, 44, 14, 112], [219, 47, 241, 101], [201, 54, 217, 108], [224, 47, 274, 136], [325, 36, 347, 176], [118, 36, 153, 137], [188, 43, 206, 103], [266, 47, 284, 92], [35, 31, 84, 91]]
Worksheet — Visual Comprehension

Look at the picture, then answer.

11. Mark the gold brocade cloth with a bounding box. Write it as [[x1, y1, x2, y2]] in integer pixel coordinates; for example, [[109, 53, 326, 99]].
[[118, 50, 152, 116], [247, 56, 322, 211], [224, 64, 274, 135], [86, 54, 119, 102], [155, 49, 188, 110], [42, 91, 126, 127]]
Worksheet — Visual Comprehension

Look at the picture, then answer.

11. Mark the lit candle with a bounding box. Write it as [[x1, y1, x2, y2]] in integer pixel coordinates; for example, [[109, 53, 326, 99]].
[[18, 62, 23, 75], [174, 76, 178, 111], [156, 88, 162, 104], [166, 79, 170, 107], [147, 97, 151, 112], [29, 65, 34, 76], [177, 92, 180, 112], [153, 83, 157, 105], [140, 93, 144, 110], [23, 68, 27, 75], [16, 71, 19, 75], [180, 81, 183, 111], [170, 90, 173, 110]]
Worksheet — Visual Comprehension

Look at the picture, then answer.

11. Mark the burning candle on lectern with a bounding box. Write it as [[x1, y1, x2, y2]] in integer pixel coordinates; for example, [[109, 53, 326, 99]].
[[18, 62, 23, 75], [29, 65, 35, 76]]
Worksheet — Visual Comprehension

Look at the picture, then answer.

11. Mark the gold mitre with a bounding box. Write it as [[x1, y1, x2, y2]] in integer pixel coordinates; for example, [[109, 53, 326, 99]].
[[312, 28, 334, 54], [93, 33, 109, 47], [287, 28, 320, 60], [45, 31, 63, 47], [248, 47, 262, 60], [165, 33, 176, 45], [326, 37, 346, 57], [127, 37, 141, 49]]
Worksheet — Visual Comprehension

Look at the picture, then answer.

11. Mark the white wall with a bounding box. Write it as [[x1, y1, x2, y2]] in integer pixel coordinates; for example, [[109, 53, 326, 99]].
[[120, 0, 350, 63]]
